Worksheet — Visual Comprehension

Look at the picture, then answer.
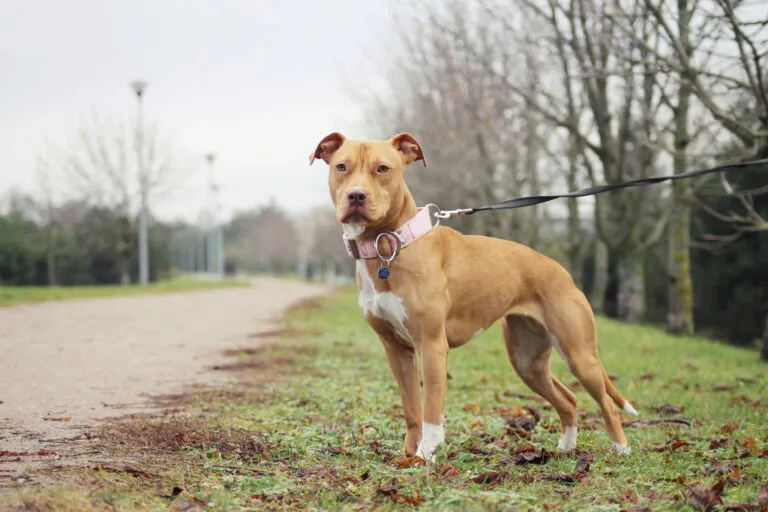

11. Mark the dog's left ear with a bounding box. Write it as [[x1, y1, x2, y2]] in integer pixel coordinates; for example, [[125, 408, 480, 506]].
[[390, 133, 427, 167], [309, 132, 346, 165]]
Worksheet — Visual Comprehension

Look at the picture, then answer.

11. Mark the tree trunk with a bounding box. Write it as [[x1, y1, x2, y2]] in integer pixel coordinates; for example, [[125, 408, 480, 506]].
[[46, 225, 57, 286], [666, 0, 695, 335], [591, 238, 609, 314], [667, 188, 694, 333], [566, 136, 583, 289], [761, 311, 768, 362], [616, 251, 645, 322]]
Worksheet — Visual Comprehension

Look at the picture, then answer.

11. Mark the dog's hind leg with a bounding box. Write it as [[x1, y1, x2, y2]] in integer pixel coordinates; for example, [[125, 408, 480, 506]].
[[544, 294, 631, 453], [501, 315, 579, 451]]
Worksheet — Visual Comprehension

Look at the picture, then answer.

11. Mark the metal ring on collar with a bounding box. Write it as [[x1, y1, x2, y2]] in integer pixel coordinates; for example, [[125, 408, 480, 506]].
[[374, 232, 401, 263], [425, 203, 441, 226]]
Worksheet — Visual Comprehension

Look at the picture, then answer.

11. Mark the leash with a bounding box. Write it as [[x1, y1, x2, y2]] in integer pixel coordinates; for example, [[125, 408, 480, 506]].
[[434, 158, 768, 219]]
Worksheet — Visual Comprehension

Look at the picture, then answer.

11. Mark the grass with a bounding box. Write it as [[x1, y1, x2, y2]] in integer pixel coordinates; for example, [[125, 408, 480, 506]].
[[3, 288, 767, 511], [0, 275, 249, 308]]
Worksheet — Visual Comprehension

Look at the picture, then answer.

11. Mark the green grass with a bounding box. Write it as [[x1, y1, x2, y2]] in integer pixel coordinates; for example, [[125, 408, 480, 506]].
[[0, 275, 249, 307], [5, 287, 767, 511]]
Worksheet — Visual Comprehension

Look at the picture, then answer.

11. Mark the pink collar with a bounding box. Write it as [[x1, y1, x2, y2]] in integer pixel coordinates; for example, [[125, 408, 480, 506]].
[[343, 206, 435, 260]]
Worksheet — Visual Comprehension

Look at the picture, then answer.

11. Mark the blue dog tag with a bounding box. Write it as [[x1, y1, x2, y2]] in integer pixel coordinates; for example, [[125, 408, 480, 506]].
[[378, 266, 390, 280]]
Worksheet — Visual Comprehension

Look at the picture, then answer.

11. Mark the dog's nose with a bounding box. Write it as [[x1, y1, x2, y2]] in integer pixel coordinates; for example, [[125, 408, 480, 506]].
[[347, 188, 368, 205]]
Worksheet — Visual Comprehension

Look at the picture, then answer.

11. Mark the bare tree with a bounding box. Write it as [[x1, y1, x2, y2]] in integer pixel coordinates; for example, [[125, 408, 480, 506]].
[[48, 110, 180, 284]]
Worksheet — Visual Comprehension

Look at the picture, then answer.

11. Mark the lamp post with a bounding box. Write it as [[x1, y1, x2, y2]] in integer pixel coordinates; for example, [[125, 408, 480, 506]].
[[131, 80, 149, 285], [205, 153, 224, 278]]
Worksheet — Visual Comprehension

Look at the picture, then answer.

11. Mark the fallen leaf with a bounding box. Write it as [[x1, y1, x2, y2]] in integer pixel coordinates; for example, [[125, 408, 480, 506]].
[[638, 373, 654, 381], [657, 404, 684, 415], [688, 485, 724, 511], [323, 445, 350, 456], [42, 416, 71, 422], [391, 492, 423, 506], [650, 435, 693, 452], [574, 452, 593, 474], [666, 475, 687, 485], [376, 480, 397, 496], [471, 471, 509, 485], [393, 456, 425, 469], [718, 422, 740, 435], [709, 438, 728, 450], [462, 403, 480, 412], [435, 463, 461, 478], [759, 483, 768, 507], [737, 377, 760, 384], [467, 442, 493, 455], [160, 485, 186, 500], [740, 437, 758, 453], [505, 416, 537, 431], [731, 395, 751, 405], [624, 508, 653, 512], [524, 406, 542, 422], [502, 449, 553, 466], [37, 449, 57, 456], [713, 384, 735, 392], [621, 489, 639, 504]]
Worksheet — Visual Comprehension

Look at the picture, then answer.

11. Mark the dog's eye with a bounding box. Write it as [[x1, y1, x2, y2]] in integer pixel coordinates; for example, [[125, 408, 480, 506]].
[[377, 165, 390, 174], [336, 163, 347, 172]]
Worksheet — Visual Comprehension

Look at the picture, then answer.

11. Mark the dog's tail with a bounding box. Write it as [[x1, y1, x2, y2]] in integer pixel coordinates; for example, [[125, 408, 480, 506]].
[[604, 369, 639, 416]]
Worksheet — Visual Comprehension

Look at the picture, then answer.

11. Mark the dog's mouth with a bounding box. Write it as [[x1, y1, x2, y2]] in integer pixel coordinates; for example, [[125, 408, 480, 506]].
[[340, 206, 370, 224]]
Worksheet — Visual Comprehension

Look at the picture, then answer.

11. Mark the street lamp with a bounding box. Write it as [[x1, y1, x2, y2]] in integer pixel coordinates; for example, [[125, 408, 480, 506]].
[[131, 80, 150, 286], [205, 153, 224, 278]]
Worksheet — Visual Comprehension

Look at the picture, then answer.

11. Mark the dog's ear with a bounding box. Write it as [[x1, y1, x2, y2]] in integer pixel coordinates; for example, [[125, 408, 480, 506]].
[[390, 133, 427, 167], [309, 132, 346, 165]]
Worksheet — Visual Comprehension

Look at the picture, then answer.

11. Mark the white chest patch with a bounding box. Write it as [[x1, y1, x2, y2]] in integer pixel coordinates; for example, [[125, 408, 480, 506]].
[[342, 223, 365, 240], [356, 260, 412, 345]]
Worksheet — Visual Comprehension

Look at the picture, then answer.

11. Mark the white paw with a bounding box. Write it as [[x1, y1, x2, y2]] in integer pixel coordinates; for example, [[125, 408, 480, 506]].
[[611, 442, 632, 455], [416, 422, 444, 463], [623, 401, 639, 416], [558, 426, 578, 451]]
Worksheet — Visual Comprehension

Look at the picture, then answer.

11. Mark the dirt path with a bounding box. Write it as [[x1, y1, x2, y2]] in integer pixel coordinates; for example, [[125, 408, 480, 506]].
[[0, 277, 332, 460]]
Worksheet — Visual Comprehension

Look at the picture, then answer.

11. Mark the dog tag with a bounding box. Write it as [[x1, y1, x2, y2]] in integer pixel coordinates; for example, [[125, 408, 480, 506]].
[[377, 266, 390, 280]]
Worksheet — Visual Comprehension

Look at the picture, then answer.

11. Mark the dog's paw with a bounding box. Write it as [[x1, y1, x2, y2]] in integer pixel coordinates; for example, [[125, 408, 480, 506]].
[[611, 442, 632, 455], [415, 441, 438, 463], [557, 426, 578, 451], [415, 423, 445, 463]]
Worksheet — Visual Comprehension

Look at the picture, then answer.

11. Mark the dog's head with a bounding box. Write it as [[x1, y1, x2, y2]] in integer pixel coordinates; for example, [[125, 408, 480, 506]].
[[309, 133, 426, 234]]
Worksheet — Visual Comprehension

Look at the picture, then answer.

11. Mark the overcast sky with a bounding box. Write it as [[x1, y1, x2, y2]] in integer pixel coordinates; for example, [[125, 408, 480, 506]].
[[0, 1, 393, 222]]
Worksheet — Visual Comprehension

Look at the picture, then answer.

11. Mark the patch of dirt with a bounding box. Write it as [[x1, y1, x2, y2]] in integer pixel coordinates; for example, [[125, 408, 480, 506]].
[[0, 277, 333, 499]]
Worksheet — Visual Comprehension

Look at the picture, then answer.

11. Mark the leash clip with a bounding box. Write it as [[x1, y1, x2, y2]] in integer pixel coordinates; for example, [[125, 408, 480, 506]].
[[434, 208, 473, 219]]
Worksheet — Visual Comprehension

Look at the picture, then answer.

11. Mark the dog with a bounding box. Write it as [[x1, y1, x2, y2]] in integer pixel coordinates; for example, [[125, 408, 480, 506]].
[[309, 132, 638, 462]]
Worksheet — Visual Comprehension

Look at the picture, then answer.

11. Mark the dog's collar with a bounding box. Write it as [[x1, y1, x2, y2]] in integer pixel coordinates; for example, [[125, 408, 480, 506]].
[[343, 206, 435, 260]]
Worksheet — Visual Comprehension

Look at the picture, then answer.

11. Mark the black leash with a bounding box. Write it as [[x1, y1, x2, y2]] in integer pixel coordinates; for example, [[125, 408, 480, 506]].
[[434, 158, 768, 219]]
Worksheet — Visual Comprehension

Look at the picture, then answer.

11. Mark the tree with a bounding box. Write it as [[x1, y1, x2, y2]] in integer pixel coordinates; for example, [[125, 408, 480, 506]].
[[49, 110, 180, 283], [225, 201, 299, 274]]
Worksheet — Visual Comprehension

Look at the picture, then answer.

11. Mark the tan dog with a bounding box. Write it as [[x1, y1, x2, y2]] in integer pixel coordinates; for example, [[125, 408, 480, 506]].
[[309, 132, 638, 462]]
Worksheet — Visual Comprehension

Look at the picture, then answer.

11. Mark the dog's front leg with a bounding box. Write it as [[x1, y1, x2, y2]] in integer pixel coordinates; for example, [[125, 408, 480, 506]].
[[381, 338, 422, 456], [415, 338, 448, 463]]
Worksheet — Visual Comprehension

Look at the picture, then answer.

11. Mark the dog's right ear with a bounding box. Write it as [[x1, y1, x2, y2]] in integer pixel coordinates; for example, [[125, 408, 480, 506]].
[[309, 132, 346, 165]]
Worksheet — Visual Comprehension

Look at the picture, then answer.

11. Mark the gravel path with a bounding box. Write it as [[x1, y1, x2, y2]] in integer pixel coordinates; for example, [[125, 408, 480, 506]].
[[0, 277, 332, 456]]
